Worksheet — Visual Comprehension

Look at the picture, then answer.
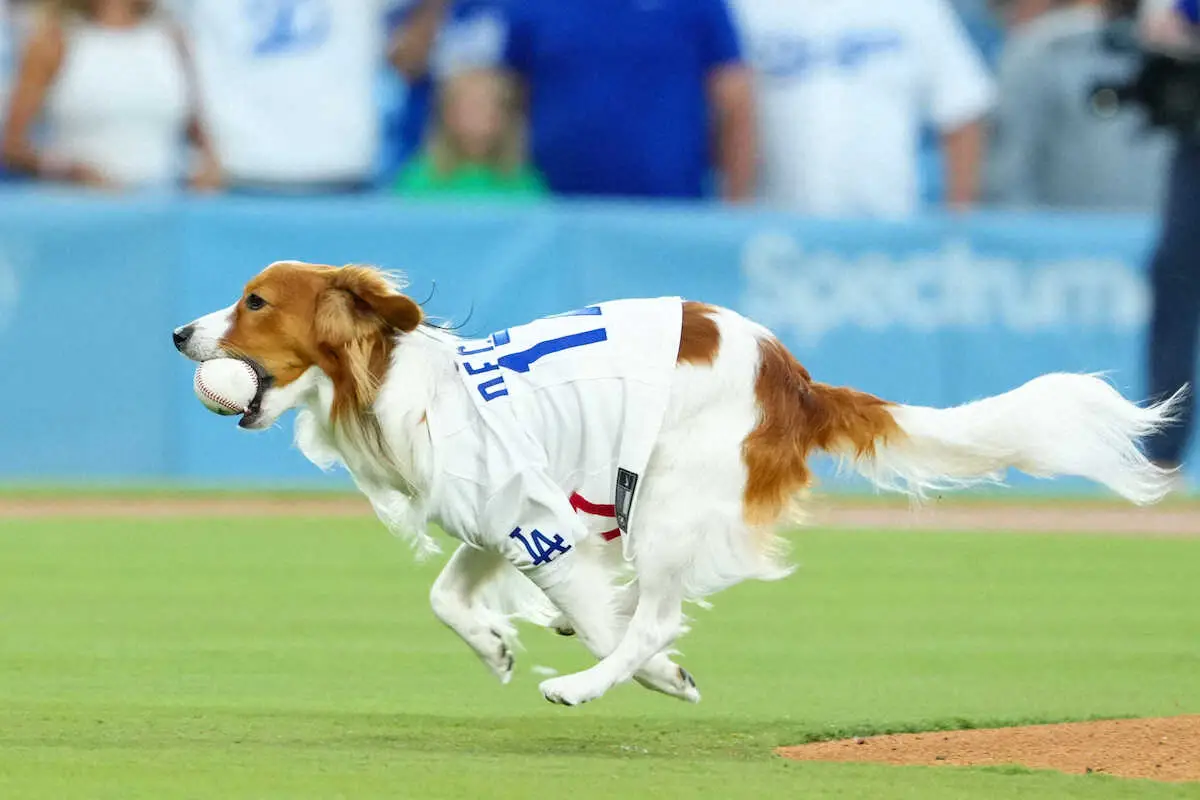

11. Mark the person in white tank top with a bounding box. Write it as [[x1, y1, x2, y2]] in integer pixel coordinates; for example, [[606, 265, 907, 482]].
[[1, 0, 220, 190]]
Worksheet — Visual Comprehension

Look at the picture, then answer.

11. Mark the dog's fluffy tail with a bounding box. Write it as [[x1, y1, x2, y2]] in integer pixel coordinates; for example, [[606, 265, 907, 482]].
[[829, 374, 1184, 504]]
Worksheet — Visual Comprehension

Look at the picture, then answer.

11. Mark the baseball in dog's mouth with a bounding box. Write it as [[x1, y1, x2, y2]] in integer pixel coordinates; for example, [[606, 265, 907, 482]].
[[238, 359, 274, 429]]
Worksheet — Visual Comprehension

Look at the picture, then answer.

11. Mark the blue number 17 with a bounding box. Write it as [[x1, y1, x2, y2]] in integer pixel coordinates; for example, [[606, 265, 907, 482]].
[[492, 306, 606, 374]]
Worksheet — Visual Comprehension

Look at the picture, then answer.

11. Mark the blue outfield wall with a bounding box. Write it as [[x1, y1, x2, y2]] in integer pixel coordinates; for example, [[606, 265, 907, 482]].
[[0, 189, 1189, 489]]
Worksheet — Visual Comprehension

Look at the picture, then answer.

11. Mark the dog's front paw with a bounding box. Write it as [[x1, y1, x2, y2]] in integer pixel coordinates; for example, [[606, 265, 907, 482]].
[[479, 628, 515, 685], [539, 671, 607, 707]]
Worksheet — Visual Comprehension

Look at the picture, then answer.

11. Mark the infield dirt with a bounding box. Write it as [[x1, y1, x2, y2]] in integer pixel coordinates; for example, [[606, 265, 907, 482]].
[[778, 716, 1200, 783]]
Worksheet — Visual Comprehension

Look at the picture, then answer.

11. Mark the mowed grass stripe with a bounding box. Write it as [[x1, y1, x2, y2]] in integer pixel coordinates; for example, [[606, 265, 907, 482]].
[[0, 517, 1197, 798]]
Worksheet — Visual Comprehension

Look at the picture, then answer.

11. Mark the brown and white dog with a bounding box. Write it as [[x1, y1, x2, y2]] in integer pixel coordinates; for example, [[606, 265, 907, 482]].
[[174, 261, 1178, 707]]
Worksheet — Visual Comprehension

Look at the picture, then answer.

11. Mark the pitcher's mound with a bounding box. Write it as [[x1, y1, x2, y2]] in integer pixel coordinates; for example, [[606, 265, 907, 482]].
[[777, 716, 1200, 782]]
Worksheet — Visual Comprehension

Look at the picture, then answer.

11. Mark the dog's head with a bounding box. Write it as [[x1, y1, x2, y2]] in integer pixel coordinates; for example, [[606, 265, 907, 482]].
[[173, 261, 423, 429]]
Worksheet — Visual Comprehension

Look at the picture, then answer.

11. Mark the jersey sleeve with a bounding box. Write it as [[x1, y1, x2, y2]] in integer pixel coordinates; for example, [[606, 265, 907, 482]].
[[919, 0, 997, 130], [428, 364, 586, 584], [481, 466, 587, 586]]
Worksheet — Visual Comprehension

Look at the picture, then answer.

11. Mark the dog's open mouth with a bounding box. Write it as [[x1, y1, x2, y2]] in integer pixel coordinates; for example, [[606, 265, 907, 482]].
[[238, 359, 275, 429]]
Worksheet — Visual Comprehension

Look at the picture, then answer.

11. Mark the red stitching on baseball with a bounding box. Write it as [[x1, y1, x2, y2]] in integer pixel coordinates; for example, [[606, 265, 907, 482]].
[[197, 378, 239, 411], [196, 361, 256, 412]]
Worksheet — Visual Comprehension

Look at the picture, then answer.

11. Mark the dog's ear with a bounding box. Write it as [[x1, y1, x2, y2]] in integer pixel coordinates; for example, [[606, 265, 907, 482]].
[[316, 265, 422, 346], [314, 265, 421, 419]]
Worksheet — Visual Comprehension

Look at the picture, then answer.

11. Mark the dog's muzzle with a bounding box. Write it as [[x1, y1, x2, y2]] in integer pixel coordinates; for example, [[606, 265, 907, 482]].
[[173, 323, 274, 429]]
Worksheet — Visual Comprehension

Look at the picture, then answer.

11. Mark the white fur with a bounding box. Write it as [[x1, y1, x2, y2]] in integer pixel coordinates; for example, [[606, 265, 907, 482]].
[[177, 297, 1179, 707], [858, 373, 1183, 505]]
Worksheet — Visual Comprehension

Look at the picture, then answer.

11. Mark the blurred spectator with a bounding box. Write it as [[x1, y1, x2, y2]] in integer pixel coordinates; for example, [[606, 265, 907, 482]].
[[952, 0, 1008, 66], [174, 0, 403, 193], [0, 1, 38, 116], [497, 0, 756, 202], [984, 0, 1171, 210], [394, 68, 544, 199], [1, 0, 219, 190], [1141, 0, 1200, 479], [1139, 0, 1200, 48], [386, 0, 502, 170], [0, 0, 39, 182], [0, 0, 12, 183], [992, 0, 1055, 27], [731, 0, 995, 218], [0, 1, 11, 126]]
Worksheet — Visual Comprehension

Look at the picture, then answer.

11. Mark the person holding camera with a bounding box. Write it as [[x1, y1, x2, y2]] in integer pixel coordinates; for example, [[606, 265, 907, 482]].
[[986, 0, 1171, 209]]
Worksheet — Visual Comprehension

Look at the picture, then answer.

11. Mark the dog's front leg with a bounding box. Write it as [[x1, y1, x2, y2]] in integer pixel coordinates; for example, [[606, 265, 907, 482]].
[[428, 543, 526, 683]]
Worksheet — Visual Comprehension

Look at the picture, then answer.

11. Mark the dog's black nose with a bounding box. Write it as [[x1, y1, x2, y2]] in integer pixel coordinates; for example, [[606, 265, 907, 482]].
[[173, 325, 194, 351]]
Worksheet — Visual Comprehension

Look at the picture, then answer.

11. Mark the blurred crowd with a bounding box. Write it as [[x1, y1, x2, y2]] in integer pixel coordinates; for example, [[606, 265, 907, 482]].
[[0, 0, 1176, 216]]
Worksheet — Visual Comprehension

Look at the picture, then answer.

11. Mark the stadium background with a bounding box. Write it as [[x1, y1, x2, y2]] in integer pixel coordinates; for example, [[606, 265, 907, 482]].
[[0, 194, 1175, 488], [0, 3, 1197, 798], [0, 0, 1188, 489]]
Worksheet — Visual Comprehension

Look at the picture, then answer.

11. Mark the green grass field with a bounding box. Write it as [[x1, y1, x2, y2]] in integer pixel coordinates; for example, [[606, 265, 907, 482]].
[[1, 514, 1198, 798]]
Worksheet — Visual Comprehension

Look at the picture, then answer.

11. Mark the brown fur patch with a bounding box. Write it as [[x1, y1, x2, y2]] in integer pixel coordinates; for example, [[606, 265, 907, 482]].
[[742, 337, 902, 525], [677, 301, 721, 365], [219, 261, 423, 423]]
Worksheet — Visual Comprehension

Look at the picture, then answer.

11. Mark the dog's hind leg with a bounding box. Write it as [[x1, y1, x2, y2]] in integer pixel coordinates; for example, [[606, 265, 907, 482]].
[[525, 543, 698, 703], [525, 544, 627, 659], [499, 489, 697, 704], [612, 580, 700, 703], [536, 520, 692, 706], [539, 561, 686, 707], [429, 543, 556, 684], [635, 652, 699, 702], [430, 541, 690, 698]]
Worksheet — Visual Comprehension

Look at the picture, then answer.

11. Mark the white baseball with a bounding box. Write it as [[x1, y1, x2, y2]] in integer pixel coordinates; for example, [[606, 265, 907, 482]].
[[194, 358, 260, 416]]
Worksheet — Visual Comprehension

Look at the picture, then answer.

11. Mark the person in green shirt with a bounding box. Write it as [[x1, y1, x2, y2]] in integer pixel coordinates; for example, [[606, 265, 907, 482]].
[[395, 68, 547, 200]]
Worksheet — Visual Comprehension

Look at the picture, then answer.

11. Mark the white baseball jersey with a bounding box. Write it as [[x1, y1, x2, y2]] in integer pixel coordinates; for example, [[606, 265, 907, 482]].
[[731, 0, 996, 217], [425, 298, 683, 579]]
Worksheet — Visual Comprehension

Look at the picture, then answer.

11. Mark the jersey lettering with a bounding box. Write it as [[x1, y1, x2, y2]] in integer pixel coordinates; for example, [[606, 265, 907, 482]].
[[459, 307, 608, 401], [496, 328, 608, 374]]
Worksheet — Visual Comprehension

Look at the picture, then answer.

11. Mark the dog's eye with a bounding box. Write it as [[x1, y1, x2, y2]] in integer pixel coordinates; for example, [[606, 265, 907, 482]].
[[245, 294, 266, 311]]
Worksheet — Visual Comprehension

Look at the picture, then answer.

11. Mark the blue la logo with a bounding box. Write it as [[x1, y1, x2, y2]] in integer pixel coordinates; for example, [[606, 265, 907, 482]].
[[245, 0, 332, 57], [509, 527, 572, 567]]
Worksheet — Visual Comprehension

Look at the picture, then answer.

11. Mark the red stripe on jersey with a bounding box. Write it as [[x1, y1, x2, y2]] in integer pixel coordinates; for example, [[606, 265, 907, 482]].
[[570, 492, 622, 542], [569, 491, 616, 517]]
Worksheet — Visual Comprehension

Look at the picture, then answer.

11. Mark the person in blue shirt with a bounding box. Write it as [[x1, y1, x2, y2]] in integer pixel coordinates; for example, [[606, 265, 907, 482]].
[[498, 0, 756, 201]]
